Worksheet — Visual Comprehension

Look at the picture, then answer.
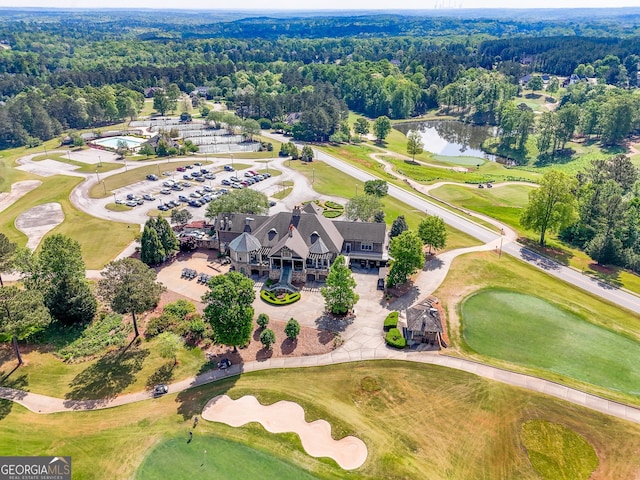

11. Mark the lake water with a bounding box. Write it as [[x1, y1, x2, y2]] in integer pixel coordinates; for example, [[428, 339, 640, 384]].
[[394, 120, 497, 163]]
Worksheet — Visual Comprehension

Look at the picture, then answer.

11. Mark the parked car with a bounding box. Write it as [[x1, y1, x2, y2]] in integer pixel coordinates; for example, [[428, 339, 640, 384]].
[[147, 174, 158, 181], [248, 170, 259, 176], [153, 384, 168, 397], [168, 200, 180, 208], [224, 165, 234, 171], [194, 162, 202, 166], [244, 171, 253, 177], [162, 180, 175, 187], [217, 358, 232, 370], [178, 195, 189, 203], [195, 177, 205, 182], [158, 204, 168, 211], [231, 183, 242, 189], [136, 198, 144, 205], [185, 164, 193, 169], [221, 179, 231, 186], [160, 189, 171, 195], [162, 171, 172, 176], [202, 195, 212, 202], [200, 168, 210, 174], [478, 184, 484, 188], [219, 188, 229, 194], [204, 173, 215, 180], [176, 166, 186, 172], [269, 200, 276, 207], [171, 184, 183, 191], [115, 199, 125, 205], [230, 176, 241, 182], [203, 185, 214, 192], [126, 200, 137, 207], [188, 200, 201, 207], [143, 194, 156, 201], [183, 174, 193, 180], [181, 181, 191, 187], [487, 183, 493, 188], [191, 171, 202, 177], [189, 192, 201, 198], [240, 181, 249, 187], [263, 172, 272, 178], [126, 193, 136, 200]]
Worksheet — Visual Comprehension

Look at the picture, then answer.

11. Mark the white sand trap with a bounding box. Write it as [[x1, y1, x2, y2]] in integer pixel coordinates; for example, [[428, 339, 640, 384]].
[[15, 202, 64, 250], [202, 395, 368, 470], [0, 180, 41, 213]]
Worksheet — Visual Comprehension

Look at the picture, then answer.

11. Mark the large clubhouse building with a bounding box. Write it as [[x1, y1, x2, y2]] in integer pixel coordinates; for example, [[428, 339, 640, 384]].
[[215, 203, 388, 285]]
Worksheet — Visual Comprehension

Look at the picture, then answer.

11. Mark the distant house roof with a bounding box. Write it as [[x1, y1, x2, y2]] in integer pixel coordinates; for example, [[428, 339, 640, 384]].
[[191, 86, 209, 96], [144, 135, 180, 150], [184, 220, 207, 230], [229, 232, 262, 253], [406, 299, 443, 334], [144, 86, 164, 98]]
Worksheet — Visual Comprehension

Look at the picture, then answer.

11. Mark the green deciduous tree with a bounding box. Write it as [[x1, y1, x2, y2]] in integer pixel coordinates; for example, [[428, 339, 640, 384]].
[[202, 271, 255, 351], [98, 258, 165, 338], [256, 313, 269, 329], [260, 328, 276, 350], [300, 145, 314, 162], [153, 92, 171, 116], [354, 118, 370, 136], [24, 234, 96, 325], [345, 194, 383, 222], [0, 286, 51, 365], [285, 318, 300, 340], [206, 188, 270, 217], [418, 215, 448, 254], [521, 170, 578, 246], [388, 230, 424, 287], [406, 130, 424, 161], [157, 331, 183, 366], [321, 255, 359, 315], [373, 116, 392, 142], [364, 179, 388, 197], [170, 208, 193, 229], [527, 75, 544, 92], [0, 233, 17, 287]]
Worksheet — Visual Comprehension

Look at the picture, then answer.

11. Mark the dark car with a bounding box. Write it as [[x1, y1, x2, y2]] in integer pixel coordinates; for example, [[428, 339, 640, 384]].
[[143, 194, 156, 201], [185, 164, 193, 169], [183, 174, 193, 180], [153, 384, 169, 397], [147, 174, 158, 181], [195, 176, 205, 182], [194, 162, 202, 166], [221, 179, 231, 186], [158, 204, 168, 211], [224, 165, 234, 171], [217, 358, 232, 370]]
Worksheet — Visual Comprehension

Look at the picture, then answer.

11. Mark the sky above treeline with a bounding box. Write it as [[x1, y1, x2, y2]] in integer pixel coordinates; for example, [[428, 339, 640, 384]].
[[1, 1, 638, 10]]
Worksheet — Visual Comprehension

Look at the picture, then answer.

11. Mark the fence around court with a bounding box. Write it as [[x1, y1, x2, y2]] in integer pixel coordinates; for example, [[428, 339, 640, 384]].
[[197, 142, 260, 154]]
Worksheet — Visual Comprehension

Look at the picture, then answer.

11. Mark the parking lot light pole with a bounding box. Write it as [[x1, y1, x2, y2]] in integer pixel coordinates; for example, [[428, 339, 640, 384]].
[[98, 156, 102, 168], [102, 180, 107, 195], [113, 193, 116, 203], [95, 168, 101, 183], [312, 168, 315, 184]]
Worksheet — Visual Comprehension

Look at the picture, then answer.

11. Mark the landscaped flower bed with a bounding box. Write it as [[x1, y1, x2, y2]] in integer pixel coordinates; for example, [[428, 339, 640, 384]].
[[385, 328, 406, 349], [260, 289, 301, 305]]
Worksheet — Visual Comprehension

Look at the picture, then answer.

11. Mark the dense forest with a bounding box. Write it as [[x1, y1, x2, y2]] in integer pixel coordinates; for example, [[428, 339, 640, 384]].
[[0, 9, 639, 149]]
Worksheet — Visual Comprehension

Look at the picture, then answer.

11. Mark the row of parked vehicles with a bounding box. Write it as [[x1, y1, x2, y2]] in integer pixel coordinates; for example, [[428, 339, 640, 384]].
[[221, 169, 272, 189], [157, 187, 229, 210]]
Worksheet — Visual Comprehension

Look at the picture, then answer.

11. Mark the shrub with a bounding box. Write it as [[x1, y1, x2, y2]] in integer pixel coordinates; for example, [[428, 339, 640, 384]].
[[285, 318, 300, 340], [257, 313, 270, 329], [384, 311, 399, 330], [325, 201, 343, 210], [385, 328, 406, 349], [260, 328, 276, 350], [145, 312, 179, 338], [260, 290, 301, 305], [323, 210, 343, 218], [163, 300, 196, 320]]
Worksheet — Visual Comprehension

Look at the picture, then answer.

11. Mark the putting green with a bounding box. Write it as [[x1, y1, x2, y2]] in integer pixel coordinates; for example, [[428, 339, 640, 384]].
[[461, 289, 640, 396], [136, 435, 319, 480]]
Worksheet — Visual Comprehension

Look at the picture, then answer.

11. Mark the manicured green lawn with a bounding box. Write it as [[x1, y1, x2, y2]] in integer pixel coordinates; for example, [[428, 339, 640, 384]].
[[2, 362, 640, 480], [521, 420, 598, 480], [137, 435, 319, 480], [287, 159, 481, 251], [461, 289, 640, 397], [430, 183, 534, 230]]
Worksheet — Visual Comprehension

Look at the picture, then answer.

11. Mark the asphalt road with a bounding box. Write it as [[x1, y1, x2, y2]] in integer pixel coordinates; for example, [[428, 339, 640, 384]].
[[308, 144, 640, 314]]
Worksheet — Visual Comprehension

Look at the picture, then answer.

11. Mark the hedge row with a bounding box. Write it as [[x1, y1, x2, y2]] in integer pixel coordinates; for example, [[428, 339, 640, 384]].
[[385, 328, 406, 349], [384, 311, 398, 330], [260, 290, 301, 305], [323, 210, 343, 218]]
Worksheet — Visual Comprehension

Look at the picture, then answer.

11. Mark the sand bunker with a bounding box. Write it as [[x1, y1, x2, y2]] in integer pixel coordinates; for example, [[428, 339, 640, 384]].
[[202, 394, 367, 470], [0, 180, 42, 213], [15, 202, 64, 250]]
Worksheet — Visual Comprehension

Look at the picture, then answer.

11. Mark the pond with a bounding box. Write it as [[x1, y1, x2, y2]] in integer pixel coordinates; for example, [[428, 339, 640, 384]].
[[394, 120, 497, 164]]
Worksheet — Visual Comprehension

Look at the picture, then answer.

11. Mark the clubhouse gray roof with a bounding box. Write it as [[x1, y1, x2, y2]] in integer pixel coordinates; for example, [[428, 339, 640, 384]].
[[228, 232, 261, 253]]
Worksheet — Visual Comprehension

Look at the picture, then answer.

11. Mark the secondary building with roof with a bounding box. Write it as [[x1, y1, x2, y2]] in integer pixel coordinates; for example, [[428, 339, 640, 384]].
[[216, 203, 388, 287]]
